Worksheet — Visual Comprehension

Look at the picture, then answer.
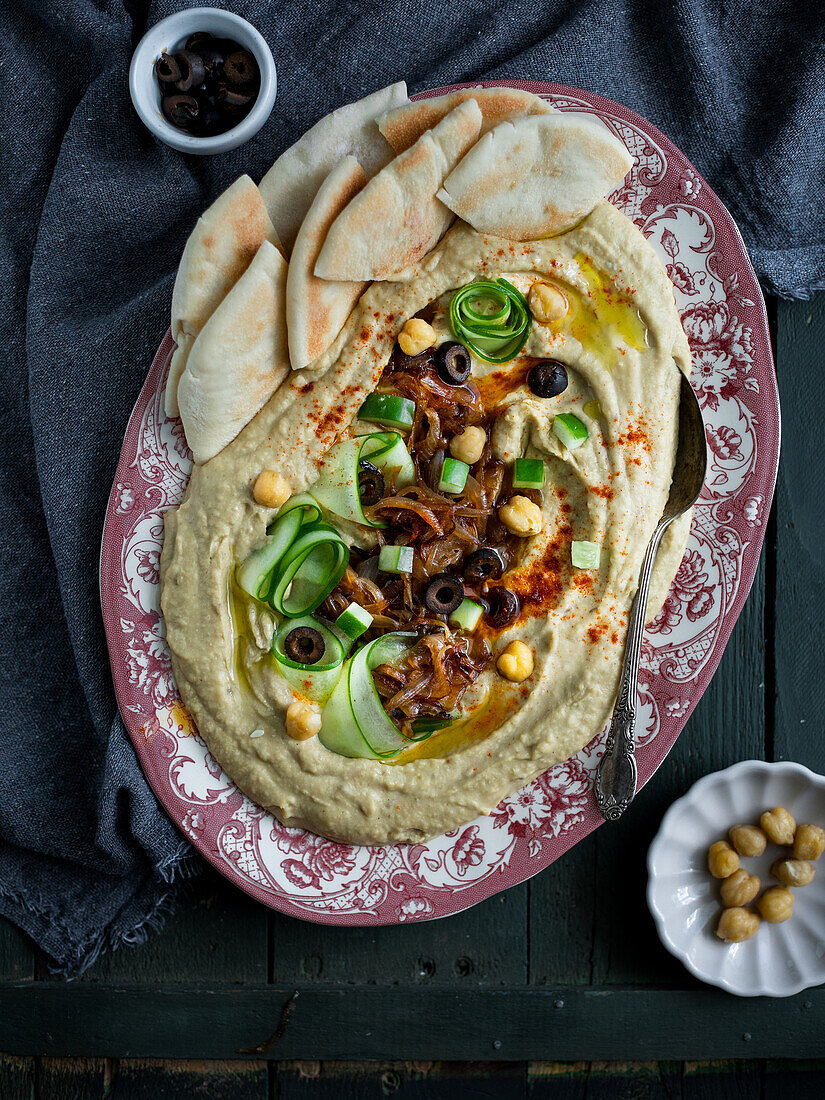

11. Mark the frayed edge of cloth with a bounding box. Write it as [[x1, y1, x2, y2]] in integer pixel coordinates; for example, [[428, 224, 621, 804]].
[[0, 842, 202, 978]]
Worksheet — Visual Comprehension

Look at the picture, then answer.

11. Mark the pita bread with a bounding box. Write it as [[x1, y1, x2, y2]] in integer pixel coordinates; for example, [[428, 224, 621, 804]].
[[167, 175, 280, 418], [259, 82, 408, 255], [437, 113, 634, 241], [286, 157, 369, 371], [314, 99, 483, 282], [177, 241, 290, 465], [378, 86, 552, 153]]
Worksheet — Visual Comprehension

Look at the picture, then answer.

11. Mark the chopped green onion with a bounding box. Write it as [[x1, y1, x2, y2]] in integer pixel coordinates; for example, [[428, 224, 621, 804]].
[[449, 278, 531, 364], [449, 598, 484, 632], [335, 602, 373, 640], [306, 431, 414, 529], [438, 456, 470, 494], [358, 393, 416, 430], [272, 616, 346, 703], [553, 412, 589, 451], [378, 544, 414, 574], [513, 457, 545, 490], [319, 632, 417, 758], [571, 540, 601, 569]]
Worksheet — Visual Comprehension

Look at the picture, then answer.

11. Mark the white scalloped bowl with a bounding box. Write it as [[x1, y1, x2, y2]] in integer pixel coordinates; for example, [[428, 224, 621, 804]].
[[648, 760, 825, 997]]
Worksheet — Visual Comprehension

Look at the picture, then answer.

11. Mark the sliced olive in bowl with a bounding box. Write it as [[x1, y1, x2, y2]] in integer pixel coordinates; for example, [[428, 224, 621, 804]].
[[487, 587, 520, 627], [435, 341, 472, 385], [197, 45, 227, 79], [224, 49, 257, 86], [283, 625, 325, 665], [218, 87, 255, 110], [154, 53, 182, 85], [528, 360, 568, 398], [162, 94, 201, 129], [185, 32, 213, 51], [358, 460, 385, 506], [423, 573, 465, 615], [463, 547, 505, 582], [174, 49, 206, 92]]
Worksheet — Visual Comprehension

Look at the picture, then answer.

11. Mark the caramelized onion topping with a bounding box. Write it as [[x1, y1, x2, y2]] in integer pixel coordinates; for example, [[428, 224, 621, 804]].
[[321, 346, 529, 732]]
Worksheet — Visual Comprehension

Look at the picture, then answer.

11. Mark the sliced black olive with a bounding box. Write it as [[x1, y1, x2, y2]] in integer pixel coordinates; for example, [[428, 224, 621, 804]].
[[436, 341, 472, 385], [174, 49, 206, 92], [154, 52, 182, 85], [358, 460, 385, 507], [185, 32, 213, 51], [162, 94, 201, 129], [487, 587, 520, 627], [423, 573, 464, 615], [283, 626, 325, 665], [218, 86, 255, 110], [224, 49, 258, 86], [197, 45, 227, 79], [463, 547, 505, 582], [528, 359, 568, 398]]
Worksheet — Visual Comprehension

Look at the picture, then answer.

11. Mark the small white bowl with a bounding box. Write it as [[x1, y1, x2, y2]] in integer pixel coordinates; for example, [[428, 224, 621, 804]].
[[129, 7, 277, 155], [648, 760, 825, 997]]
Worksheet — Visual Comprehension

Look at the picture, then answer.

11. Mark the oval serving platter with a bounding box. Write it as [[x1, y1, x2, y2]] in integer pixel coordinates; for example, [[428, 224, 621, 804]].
[[100, 82, 779, 926]]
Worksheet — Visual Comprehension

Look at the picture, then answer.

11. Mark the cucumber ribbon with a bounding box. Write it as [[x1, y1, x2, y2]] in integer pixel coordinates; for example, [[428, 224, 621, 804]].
[[449, 278, 531, 364], [319, 632, 434, 759], [306, 431, 414, 528], [237, 432, 413, 618], [237, 493, 347, 618]]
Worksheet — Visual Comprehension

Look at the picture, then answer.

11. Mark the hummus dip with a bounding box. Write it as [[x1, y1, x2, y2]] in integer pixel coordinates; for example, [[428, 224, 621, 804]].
[[161, 199, 692, 845]]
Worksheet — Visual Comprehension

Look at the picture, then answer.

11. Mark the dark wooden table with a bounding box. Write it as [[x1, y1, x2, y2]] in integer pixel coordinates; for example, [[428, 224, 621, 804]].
[[1, 294, 823, 1098]]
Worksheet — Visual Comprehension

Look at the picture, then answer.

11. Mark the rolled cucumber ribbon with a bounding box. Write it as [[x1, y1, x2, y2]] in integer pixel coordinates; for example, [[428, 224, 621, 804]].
[[449, 278, 531, 364]]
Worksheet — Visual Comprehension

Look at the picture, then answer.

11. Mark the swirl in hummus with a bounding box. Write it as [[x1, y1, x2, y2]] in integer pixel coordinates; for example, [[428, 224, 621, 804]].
[[161, 200, 691, 845]]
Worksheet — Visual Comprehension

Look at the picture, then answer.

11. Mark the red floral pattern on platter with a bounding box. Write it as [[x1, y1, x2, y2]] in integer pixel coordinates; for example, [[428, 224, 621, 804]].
[[99, 82, 779, 927]]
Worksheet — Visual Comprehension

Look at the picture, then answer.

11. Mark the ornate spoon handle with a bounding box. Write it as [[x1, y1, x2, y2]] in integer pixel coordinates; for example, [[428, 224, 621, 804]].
[[594, 522, 669, 821]]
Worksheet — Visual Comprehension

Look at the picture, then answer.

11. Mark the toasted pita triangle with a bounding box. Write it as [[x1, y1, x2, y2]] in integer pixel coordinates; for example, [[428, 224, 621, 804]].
[[378, 86, 552, 153], [177, 241, 290, 465], [286, 157, 369, 371], [437, 113, 634, 241], [259, 82, 408, 255], [167, 175, 281, 418], [314, 99, 482, 282]]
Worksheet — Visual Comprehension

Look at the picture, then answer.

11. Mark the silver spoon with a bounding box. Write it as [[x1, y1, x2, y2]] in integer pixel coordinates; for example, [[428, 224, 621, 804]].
[[594, 371, 707, 821]]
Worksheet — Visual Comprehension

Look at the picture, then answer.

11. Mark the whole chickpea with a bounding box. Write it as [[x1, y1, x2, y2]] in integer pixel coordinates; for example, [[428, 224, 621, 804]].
[[708, 840, 740, 879], [771, 858, 816, 888], [720, 868, 760, 908], [528, 281, 568, 324], [398, 318, 437, 356], [449, 425, 486, 466], [793, 823, 825, 862], [285, 700, 322, 741], [728, 824, 767, 857], [760, 806, 796, 845], [499, 495, 544, 537], [716, 907, 760, 943], [253, 470, 291, 509], [496, 640, 534, 683], [757, 885, 794, 923]]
